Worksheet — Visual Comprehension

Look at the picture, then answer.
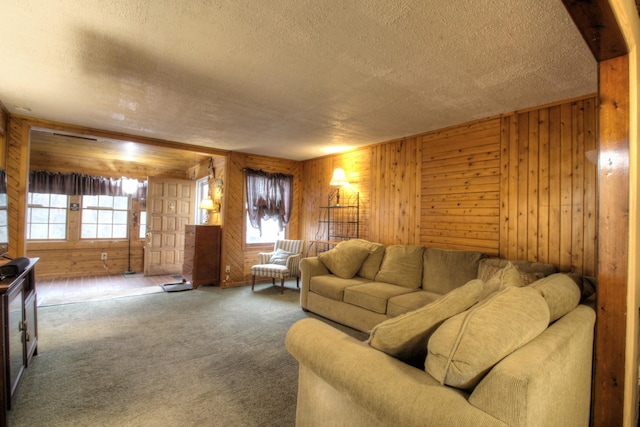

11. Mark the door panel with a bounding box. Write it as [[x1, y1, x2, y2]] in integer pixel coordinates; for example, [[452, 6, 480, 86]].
[[144, 177, 195, 276]]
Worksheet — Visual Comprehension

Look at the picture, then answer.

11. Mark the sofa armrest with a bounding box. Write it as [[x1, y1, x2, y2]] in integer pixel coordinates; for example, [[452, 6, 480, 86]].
[[469, 304, 595, 426], [299, 257, 329, 309], [286, 318, 506, 427]]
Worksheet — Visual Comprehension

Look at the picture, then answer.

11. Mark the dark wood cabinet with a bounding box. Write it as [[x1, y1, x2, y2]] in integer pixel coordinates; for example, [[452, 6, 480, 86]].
[[183, 225, 221, 289], [0, 258, 38, 427]]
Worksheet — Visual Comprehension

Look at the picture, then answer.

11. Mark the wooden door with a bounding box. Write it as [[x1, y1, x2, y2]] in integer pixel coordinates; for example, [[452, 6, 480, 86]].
[[144, 177, 195, 276]]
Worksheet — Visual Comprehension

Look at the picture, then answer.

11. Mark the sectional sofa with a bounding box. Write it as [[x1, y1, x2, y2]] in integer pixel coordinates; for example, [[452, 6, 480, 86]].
[[288, 239, 596, 426]]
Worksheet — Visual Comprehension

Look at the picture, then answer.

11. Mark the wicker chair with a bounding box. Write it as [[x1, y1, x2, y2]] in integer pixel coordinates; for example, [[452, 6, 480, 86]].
[[251, 239, 304, 294]]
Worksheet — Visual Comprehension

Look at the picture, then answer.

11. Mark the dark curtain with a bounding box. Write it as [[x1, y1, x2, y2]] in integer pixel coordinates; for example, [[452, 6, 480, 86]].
[[245, 168, 293, 235], [28, 171, 147, 198], [0, 169, 5, 194]]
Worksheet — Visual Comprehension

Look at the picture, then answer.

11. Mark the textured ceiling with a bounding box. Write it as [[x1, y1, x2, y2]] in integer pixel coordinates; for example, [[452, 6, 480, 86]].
[[1, 0, 596, 161]]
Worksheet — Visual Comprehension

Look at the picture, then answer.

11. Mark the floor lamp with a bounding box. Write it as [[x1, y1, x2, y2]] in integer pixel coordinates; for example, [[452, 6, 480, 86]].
[[122, 178, 138, 275]]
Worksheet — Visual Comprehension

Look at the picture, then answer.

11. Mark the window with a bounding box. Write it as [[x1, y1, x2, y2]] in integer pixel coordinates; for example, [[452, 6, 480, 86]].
[[196, 177, 209, 224], [139, 211, 147, 239], [244, 168, 293, 244], [245, 212, 284, 243], [27, 193, 68, 240], [0, 191, 6, 245], [81, 195, 129, 239]]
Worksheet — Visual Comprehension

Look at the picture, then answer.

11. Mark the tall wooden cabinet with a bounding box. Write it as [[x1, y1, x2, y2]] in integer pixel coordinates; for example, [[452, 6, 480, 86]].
[[182, 225, 221, 289], [0, 258, 38, 427]]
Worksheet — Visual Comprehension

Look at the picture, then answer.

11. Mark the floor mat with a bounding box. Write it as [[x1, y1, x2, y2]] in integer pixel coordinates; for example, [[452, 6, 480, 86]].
[[161, 282, 193, 292]]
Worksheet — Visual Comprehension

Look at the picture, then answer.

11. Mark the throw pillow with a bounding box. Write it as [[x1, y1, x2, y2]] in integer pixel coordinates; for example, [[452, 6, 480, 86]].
[[421, 248, 485, 294], [336, 239, 386, 280], [478, 259, 549, 286], [530, 273, 581, 322], [374, 245, 426, 288], [425, 286, 549, 390], [269, 248, 292, 265], [368, 279, 484, 367], [478, 261, 522, 299], [318, 244, 371, 279]]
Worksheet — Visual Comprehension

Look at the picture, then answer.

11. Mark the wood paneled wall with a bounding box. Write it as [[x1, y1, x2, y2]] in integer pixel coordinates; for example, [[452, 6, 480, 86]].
[[222, 151, 301, 286], [421, 118, 501, 253], [300, 95, 598, 275], [500, 98, 597, 275]]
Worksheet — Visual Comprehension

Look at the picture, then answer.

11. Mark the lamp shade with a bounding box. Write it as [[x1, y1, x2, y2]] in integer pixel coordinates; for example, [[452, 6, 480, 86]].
[[199, 198, 215, 210], [330, 168, 348, 186]]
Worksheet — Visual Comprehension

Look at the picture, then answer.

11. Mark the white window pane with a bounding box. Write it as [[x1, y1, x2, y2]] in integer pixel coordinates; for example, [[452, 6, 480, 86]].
[[113, 210, 128, 225], [113, 197, 128, 210], [0, 211, 6, 223], [97, 224, 112, 238], [112, 224, 127, 238], [50, 208, 67, 224], [31, 193, 50, 206], [0, 194, 7, 207], [82, 224, 97, 239], [30, 224, 49, 239], [139, 212, 147, 238], [82, 209, 97, 223], [83, 195, 98, 208], [98, 196, 113, 208], [49, 224, 66, 239], [98, 210, 112, 223], [31, 208, 49, 223], [50, 194, 67, 208]]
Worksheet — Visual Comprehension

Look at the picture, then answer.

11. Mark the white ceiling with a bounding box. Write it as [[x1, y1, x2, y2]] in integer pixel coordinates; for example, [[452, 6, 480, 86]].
[[1, 0, 596, 161]]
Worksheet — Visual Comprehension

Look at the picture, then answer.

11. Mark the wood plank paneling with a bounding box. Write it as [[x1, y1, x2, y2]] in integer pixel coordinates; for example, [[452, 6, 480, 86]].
[[369, 137, 420, 245], [300, 96, 597, 279], [499, 98, 597, 275], [593, 54, 629, 427], [421, 118, 501, 254]]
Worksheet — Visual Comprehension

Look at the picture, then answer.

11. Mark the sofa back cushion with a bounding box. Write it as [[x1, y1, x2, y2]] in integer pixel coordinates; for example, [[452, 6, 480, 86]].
[[478, 261, 522, 299], [422, 248, 485, 294], [530, 273, 581, 322], [426, 286, 549, 390], [478, 258, 557, 285], [374, 245, 425, 289], [368, 279, 484, 367], [336, 239, 386, 280]]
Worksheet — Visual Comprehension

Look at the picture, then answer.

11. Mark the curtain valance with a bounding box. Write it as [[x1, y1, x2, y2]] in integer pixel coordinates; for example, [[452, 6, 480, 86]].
[[245, 168, 293, 235], [28, 171, 147, 198]]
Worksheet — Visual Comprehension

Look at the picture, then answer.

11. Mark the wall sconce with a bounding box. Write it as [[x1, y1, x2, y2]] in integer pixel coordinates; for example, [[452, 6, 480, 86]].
[[199, 198, 215, 224], [330, 168, 349, 206]]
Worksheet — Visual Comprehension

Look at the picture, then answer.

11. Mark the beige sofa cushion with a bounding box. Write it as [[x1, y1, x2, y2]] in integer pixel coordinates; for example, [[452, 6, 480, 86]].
[[426, 286, 549, 390], [368, 279, 484, 367], [478, 258, 557, 285], [387, 290, 442, 317], [478, 261, 521, 299], [318, 244, 370, 279], [422, 248, 485, 294], [530, 273, 581, 322], [343, 282, 416, 314], [336, 239, 386, 280], [374, 245, 426, 288], [309, 275, 372, 301]]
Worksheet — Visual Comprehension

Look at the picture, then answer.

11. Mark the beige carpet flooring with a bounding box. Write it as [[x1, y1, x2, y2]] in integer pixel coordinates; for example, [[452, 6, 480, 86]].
[[9, 281, 367, 426]]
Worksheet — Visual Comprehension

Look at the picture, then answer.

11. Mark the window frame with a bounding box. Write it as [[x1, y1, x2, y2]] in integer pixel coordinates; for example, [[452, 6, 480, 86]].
[[80, 194, 130, 240]]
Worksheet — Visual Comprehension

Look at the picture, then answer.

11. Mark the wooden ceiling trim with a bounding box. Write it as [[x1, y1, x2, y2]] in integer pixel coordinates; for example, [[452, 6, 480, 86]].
[[17, 115, 230, 157], [561, 0, 628, 61]]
